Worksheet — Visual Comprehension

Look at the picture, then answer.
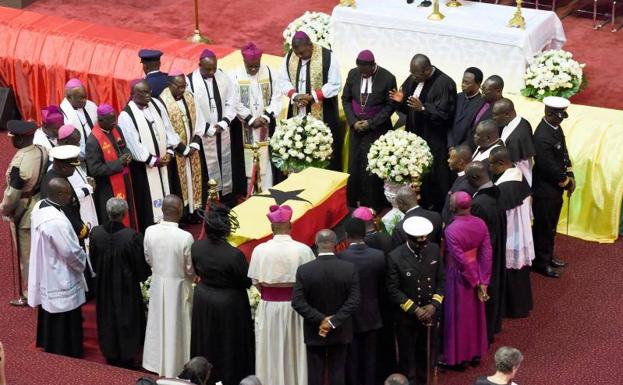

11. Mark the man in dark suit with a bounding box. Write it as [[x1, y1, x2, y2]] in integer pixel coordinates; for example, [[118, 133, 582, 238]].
[[469, 75, 504, 150], [392, 185, 442, 247], [292, 229, 361, 385], [442, 144, 477, 225], [342, 50, 397, 211], [448, 67, 485, 150], [338, 218, 386, 385], [387, 216, 445, 385], [139, 49, 169, 97], [532, 96, 574, 278]]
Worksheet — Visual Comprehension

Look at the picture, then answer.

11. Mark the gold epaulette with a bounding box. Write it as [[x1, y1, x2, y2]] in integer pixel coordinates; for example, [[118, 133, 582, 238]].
[[432, 294, 444, 304]]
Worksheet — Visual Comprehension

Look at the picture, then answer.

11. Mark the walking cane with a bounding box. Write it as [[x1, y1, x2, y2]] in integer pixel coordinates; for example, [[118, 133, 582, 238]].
[[425, 320, 433, 385], [566, 190, 572, 235], [8, 220, 25, 305]]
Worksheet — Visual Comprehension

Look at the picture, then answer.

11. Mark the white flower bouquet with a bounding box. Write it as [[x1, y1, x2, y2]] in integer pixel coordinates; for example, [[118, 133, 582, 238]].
[[522, 50, 586, 101], [248, 286, 261, 320], [271, 114, 333, 173], [283, 11, 332, 54], [140, 276, 152, 306], [367, 130, 433, 185]]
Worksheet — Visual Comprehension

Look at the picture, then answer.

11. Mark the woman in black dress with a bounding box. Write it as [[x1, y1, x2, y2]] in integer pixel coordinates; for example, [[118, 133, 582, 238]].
[[190, 203, 254, 385], [472, 346, 524, 385]]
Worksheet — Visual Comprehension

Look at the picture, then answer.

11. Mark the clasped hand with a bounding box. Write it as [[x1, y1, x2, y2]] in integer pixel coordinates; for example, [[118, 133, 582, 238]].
[[295, 94, 314, 107], [319, 315, 333, 338], [415, 304, 435, 323]]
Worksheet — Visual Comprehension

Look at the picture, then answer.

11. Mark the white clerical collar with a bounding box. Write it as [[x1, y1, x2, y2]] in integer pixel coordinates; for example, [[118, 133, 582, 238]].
[[457, 171, 465, 177], [405, 205, 420, 214], [501, 115, 522, 143], [273, 234, 292, 240], [146, 70, 160, 76], [478, 181, 494, 191], [465, 91, 480, 99], [318, 252, 334, 256]]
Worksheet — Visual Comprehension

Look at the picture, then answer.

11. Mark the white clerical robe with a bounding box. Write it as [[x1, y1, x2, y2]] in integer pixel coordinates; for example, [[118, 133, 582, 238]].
[[495, 168, 535, 269], [472, 141, 503, 162], [143, 221, 195, 377], [187, 68, 237, 195], [501, 115, 533, 186], [60, 98, 98, 159], [28, 200, 87, 313], [278, 50, 341, 116], [33, 128, 56, 159], [230, 64, 283, 191], [248, 234, 315, 385]]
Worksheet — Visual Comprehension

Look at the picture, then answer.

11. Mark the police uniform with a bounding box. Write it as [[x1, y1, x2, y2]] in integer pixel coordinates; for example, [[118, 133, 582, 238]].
[[386, 217, 445, 385], [532, 96, 573, 275], [140, 49, 169, 97], [0, 121, 48, 303]]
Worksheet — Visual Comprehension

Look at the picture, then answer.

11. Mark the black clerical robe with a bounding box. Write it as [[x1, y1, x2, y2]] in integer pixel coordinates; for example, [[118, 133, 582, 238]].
[[448, 92, 484, 149], [40, 169, 88, 241], [502, 117, 536, 163], [342, 66, 397, 210], [90, 221, 151, 363], [85, 126, 137, 228], [395, 68, 457, 211], [496, 170, 533, 318], [471, 185, 507, 341]]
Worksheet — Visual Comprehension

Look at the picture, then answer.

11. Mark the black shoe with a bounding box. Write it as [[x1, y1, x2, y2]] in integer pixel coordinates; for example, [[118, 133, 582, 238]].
[[550, 258, 567, 268], [534, 266, 560, 278], [470, 356, 481, 367]]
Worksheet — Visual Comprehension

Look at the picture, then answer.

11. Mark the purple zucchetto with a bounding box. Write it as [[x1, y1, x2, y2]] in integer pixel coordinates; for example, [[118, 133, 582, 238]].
[[453, 191, 472, 210], [241, 42, 263, 62], [200, 49, 216, 60], [97, 103, 115, 117], [293, 30, 310, 41], [65, 78, 84, 89], [356, 50, 375, 64], [41, 105, 64, 126]]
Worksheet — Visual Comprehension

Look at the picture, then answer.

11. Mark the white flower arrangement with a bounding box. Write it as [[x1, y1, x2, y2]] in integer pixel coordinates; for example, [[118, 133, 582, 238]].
[[271, 114, 333, 173], [140, 276, 152, 306], [283, 11, 332, 54], [248, 286, 261, 320], [522, 49, 586, 101], [367, 130, 433, 185]]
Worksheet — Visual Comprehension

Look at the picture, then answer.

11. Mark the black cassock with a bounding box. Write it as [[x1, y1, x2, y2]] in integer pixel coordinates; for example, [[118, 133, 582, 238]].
[[471, 184, 507, 341], [496, 171, 533, 318], [90, 221, 151, 364], [190, 238, 254, 385], [285, 47, 342, 171], [85, 128, 136, 227], [502, 118, 536, 163], [342, 66, 397, 211], [448, 92, 485, 149], [441, 173, 478, 225], [395, 69, 457, 212]]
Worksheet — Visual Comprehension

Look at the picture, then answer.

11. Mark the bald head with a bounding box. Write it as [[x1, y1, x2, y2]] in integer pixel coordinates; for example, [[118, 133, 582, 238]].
[[465, 160, 491, 188], [179, 356, 212, 385], [492, 98, 517, 128], [315, 229, 337, 253], [474, 119, 500, 148], [162, 194, 183, 223], [47, 177, 72, 206], [384, 373, 409, 385], [410, 54, 433, 83], [395, 185, 419, 213]]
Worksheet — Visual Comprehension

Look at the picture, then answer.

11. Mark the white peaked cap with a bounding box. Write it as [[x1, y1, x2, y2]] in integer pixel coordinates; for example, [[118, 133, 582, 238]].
[[543, 96, 570, 109], [403, 216, 433, 237]]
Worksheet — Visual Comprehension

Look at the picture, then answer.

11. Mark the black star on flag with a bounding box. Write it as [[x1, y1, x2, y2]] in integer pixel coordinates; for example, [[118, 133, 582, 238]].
[[256, 188, 312, 206]]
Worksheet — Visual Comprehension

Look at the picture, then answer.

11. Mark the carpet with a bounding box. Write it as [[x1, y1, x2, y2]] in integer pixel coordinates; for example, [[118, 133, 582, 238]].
[[25, 1, 623, 110]]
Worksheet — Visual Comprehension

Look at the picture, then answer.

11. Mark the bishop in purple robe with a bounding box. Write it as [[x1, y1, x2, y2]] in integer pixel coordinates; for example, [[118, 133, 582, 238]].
[[442, 191, 492, 368]]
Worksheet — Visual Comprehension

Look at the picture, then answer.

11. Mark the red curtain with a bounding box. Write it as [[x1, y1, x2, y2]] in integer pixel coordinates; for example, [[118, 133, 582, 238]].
[[0, 6, 234, 122]]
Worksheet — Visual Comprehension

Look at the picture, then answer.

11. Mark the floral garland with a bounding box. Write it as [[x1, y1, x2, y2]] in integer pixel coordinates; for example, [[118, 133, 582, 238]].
[[367, 130, 433, 185], [282, 11, 332, 54], [521, 50, 586, 101], [270, 114, 333, 173]]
